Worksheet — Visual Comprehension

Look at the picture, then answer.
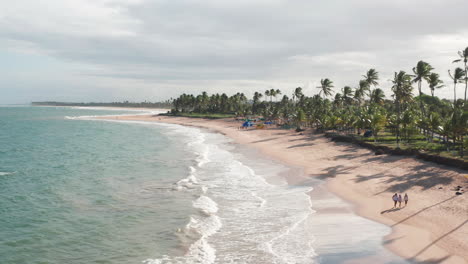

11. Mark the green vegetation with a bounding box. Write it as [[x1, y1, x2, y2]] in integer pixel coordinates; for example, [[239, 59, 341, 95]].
[[171, 46, 468, 159]]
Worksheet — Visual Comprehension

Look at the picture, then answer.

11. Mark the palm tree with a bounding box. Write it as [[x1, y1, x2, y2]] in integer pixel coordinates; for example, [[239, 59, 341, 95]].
[[264, 90, 271, 102], [270, 89, 277, 102], [317, 78, 334, 98], [426, 73, 444, 97], [448, 67, 466, 102], [293, 87, 303, 103], [362, 69, 379, 99], [334, 93, 343, 109], [391, 71, 413, 147], [341, 86, 354, 106], [370, 88, 385, 105], [428, 112, 441, 142], [412, 61, 433, 116], [453, 46, 468, 101], [354, 80, 368, 106], [275, 89, 282, 101], [450, 103, 468, 157], [368, 107, 387, 142], [401, 110, 416, 142]]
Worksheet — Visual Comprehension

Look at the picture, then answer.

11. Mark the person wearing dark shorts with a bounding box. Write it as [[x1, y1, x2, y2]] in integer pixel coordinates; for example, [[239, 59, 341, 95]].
[[392, 193, 398, 208]]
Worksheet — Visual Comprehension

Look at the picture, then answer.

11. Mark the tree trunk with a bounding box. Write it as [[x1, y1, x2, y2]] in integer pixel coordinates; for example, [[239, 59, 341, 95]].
[[396, 101, 401, 148], [461, 134, 464, 158], [454, 83, 457, 102], [465, 62, 468, 102]]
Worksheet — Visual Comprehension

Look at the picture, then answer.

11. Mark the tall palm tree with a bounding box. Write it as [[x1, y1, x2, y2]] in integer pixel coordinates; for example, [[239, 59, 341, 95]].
[[368, 106, 387, 142], [341, 86, 354, 105], [426, 73, 444, 97], [448, 67, 466, 102], [264, 90, 271, 102], [270, 89, 277, 102], [370, 88, 385, 105], [391, 71, 413, 147], [453, 47, 468, 101], [354, 80, 369, 106], [293, 87, 303, 104], [334, 93, 343, 108], [252, 92, 263, 115], [275, 89, 282, 101], [317, 78, 334, 98], [362, 69, 379, 99], [412, 61, 433, 116]]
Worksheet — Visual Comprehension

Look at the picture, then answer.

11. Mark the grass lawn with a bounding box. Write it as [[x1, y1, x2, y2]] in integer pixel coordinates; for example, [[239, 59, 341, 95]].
[[338, 129, 468, 162]]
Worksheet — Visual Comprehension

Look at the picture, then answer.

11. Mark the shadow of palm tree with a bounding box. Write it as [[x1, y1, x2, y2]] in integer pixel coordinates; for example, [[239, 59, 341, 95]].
[[410, 256, 450, 264], [315, 165, 359, 180], [287, 143, 315, 149], [408, 219, 467, 260], [382, 171, 454, 194], [251, 137, 279, 143], [383, 236, 404, 245], [391, 196, 459, 227]]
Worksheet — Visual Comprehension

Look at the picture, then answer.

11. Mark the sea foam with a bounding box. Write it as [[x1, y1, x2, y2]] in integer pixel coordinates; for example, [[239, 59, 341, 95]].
[[80, 116, 317, 263]]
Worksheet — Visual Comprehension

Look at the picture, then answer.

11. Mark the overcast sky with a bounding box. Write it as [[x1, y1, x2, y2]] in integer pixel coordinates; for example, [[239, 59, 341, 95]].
[[1, 0, 467, 104]]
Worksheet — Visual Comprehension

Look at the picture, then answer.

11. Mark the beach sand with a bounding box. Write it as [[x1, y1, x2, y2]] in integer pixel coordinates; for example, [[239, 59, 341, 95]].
[[101, 115, 468, 263]]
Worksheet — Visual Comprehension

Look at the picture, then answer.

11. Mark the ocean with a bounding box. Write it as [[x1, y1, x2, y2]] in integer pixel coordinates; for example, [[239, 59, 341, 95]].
[[0, 106, 406, 264]]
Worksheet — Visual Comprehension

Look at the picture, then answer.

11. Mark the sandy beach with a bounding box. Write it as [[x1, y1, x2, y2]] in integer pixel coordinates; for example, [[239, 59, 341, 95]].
[[101, 114, 468, 263]]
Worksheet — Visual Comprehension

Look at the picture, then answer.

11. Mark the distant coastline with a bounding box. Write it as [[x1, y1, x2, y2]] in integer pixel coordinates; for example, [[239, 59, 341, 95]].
[[31, 101, 172, 109]]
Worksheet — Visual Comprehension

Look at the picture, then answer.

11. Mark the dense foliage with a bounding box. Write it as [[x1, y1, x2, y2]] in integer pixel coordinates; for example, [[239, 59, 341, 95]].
[[172, 47, 468, 157]]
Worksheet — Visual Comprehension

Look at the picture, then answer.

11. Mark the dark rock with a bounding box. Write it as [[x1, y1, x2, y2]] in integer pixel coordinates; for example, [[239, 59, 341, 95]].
[[456, 191, 463, 195], [375, 149, 385, 155], [439, 187, 443, 189]]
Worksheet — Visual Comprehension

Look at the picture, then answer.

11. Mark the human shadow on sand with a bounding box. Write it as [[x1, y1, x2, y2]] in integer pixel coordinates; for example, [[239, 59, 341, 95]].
[[380, 207, 403, 214]]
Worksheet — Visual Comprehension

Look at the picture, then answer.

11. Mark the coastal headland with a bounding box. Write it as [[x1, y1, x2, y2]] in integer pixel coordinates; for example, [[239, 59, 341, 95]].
[[100, 114, 468, 264]]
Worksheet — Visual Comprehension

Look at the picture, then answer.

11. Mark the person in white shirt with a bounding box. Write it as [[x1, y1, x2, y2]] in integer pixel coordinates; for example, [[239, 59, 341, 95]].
[[392, 193, 398, 208]]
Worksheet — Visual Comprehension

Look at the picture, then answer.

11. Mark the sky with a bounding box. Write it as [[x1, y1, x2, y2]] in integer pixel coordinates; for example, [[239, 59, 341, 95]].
[[1, 0, 467, 104]]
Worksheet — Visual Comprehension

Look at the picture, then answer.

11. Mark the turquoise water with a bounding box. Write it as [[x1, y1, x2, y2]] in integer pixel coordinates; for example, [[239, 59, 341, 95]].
[[0, 107, 195, 264], [0, 106, 407, 264]]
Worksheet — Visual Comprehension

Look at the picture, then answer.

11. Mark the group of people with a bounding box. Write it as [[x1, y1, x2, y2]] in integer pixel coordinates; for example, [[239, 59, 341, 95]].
[[392, 193, 408, 208]]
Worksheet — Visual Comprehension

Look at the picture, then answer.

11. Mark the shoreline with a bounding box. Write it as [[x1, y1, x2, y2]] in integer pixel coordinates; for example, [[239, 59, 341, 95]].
[[32, 105, 170, 112], [100, 115, 467, 263]]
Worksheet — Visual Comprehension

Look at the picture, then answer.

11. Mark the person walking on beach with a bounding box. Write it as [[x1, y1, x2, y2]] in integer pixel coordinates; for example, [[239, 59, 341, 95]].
[[404, 193, 408, 206], [392, 193, 398, 208], [398, 194, 403, 207]]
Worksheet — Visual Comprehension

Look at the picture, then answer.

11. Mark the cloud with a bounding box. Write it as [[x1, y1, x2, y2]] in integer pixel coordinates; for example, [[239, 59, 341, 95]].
[[0, 0, 467, 103]]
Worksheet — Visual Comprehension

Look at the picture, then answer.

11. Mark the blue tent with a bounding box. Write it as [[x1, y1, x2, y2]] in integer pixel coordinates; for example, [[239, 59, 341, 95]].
[[242, 121, 253, 127], [363, 130, 373, 137]]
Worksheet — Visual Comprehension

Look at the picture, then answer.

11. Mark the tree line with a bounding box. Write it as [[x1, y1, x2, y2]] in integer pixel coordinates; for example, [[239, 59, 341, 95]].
[[172, 47, 468, 157]]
